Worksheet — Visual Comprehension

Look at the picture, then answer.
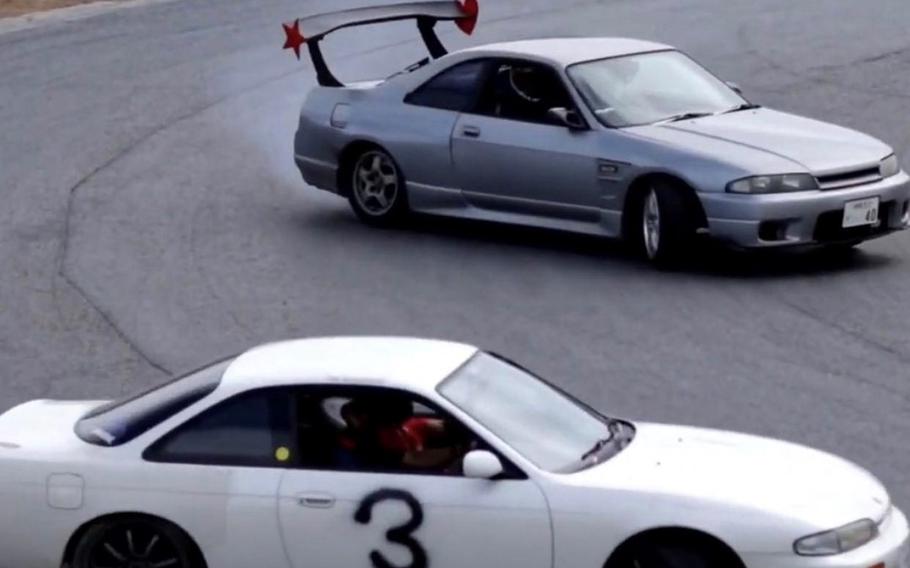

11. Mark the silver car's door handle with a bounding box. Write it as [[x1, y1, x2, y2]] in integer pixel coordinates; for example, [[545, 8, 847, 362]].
[[297, 492, 336, 508], [462, 125, 481, 138]]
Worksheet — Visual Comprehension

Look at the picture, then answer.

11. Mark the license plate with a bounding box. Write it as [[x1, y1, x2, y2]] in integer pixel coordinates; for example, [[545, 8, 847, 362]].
[[842, 197, 880, 228]]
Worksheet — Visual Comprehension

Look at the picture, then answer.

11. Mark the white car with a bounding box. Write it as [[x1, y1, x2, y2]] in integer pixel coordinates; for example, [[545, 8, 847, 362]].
[[0, 337, 906, 568]]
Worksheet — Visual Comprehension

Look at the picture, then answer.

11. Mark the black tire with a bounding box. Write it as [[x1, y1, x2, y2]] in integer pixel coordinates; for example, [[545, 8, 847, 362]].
[[72, 516, 200, 568], [615, 538, 729, 568], [630, 180, 698, 266], [346, 147, 409, 227]]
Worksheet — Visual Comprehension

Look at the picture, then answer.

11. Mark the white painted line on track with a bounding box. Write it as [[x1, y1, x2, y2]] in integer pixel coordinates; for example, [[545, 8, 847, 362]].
[[0, 0, 179, 36]]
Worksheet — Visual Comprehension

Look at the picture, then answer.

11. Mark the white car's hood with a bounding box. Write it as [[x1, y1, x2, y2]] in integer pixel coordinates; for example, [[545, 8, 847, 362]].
[[634, 108, 892, 175], [575, 422, 890, 529]]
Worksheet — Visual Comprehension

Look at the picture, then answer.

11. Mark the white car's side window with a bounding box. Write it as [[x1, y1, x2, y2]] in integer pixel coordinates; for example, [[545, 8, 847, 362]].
[[293, 386, 522, 478], [144, 387, 294, 468]]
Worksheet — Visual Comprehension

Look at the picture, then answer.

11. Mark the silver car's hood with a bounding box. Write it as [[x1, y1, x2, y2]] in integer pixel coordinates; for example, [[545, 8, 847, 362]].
[[634, 108, 892, 175]]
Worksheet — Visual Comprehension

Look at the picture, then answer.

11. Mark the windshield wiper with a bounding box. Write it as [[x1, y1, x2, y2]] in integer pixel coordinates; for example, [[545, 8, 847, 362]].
[[580, 419, 622, 461], [658, 111, 715, 123], [721, 103, 761, 114]]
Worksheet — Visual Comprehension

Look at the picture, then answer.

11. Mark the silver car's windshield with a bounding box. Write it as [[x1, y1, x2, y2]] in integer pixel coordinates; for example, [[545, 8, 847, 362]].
[[438, 352, 631, 472], [567, 50, 747, 128]]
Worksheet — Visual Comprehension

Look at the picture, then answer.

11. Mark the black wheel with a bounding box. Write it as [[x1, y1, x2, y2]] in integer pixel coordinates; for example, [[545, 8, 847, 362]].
[[616, 538, 729, 568], [632, 180, 697, 266], [347, 147, 409, 226], [72, 517, 200, 568]]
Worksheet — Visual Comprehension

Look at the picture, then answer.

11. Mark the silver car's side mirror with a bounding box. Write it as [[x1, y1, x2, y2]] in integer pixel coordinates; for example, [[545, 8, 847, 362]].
[[725, 81, 743, 95], [547, 107, 587, 131], [462, 450, 504, 479]]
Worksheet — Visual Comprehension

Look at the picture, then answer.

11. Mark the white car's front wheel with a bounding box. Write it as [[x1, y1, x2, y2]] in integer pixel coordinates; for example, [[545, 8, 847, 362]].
[[612, 534, 740, 568]]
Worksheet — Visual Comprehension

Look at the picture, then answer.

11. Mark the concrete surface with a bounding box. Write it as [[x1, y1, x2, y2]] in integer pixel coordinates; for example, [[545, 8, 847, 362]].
[[2, 0, 910, 510]]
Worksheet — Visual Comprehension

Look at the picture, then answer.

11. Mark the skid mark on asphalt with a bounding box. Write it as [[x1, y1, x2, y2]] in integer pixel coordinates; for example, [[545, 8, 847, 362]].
[[188, 185, 256, 340], [734, 23, 910, 102], [769, 294, 910, 404], [56, 0, 609, 372]]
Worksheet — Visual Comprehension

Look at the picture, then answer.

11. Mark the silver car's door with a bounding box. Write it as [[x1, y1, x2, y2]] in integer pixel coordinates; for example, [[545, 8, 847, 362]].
[[392, 59, 491, 211], [452, 60, 605, 223]]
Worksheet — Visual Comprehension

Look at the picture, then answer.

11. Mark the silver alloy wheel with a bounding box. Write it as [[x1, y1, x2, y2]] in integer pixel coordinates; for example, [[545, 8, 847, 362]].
[[643, 188, 661, 259], [353, 151, 399, 216]]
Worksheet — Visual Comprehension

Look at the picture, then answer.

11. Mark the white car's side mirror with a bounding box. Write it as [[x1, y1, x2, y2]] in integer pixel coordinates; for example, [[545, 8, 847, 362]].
[[462, 450, 504, 479]]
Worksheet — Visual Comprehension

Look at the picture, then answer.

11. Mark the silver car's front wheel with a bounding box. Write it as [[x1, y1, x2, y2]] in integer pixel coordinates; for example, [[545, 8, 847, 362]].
[[348, 149, 407, 225], [631, 181, 697, 266], [642, 189, 662, 260]]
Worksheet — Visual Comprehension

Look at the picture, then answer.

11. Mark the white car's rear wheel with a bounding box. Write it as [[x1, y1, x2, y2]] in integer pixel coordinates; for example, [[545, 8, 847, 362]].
[[72, 517, 200, 568], [348, 148, 408, 226]]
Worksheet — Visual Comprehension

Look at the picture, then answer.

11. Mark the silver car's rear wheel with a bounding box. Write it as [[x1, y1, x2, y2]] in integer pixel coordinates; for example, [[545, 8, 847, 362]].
[[352, 150, 401, 218]]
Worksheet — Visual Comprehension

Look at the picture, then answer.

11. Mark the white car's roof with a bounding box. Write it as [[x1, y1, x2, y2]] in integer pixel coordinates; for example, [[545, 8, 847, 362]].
[[460, 37, 672, 67], [222, 336, 478, 391]]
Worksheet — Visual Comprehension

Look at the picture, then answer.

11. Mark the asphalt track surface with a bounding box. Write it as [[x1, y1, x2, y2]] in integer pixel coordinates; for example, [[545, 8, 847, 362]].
[[2, 0, 910, 508]]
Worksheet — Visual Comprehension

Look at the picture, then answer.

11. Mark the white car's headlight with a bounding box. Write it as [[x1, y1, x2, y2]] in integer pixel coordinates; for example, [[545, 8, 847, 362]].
[[794, 519, 878, 556], [880, 154, 900, 178], [726, 174, 819, 194]]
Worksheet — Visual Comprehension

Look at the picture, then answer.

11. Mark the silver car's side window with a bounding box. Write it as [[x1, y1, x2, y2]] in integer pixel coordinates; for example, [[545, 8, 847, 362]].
[[473, 60, 577, 126], [404, 60, 489, 112]]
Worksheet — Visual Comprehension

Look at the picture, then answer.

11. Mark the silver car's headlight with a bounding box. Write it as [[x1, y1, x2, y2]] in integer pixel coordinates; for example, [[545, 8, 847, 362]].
[[794, 519, 878, 556], [881, 154, 900, 178], [726, 174, 819, 194]]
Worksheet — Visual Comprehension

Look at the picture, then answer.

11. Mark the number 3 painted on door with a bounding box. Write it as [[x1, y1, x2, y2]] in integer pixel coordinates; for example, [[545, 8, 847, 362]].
[[354, 488, 428, 568]]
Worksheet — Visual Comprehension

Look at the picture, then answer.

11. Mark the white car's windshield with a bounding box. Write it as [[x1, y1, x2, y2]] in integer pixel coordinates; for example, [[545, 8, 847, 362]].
[[438, 352, 632, 472], [567, 50, 748, 128]]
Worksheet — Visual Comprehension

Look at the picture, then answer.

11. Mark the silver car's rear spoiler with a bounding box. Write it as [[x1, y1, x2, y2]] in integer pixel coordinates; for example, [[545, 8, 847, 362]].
[[282, 0, 479, 87]]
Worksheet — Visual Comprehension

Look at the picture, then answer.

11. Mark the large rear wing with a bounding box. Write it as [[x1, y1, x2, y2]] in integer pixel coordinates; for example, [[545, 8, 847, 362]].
[[282, 0, 479, 87]]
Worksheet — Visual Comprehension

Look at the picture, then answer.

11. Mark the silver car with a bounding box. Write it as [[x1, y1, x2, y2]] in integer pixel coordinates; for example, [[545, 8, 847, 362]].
[[290, 3, 910, 264]]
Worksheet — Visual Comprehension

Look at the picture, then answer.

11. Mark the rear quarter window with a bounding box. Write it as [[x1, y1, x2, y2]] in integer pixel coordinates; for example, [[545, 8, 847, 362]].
[[404, 59, 488, 112]]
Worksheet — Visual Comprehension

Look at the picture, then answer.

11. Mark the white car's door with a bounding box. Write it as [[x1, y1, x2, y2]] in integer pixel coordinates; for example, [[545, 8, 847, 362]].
[[276, 385, 552, 568], [139, 387, 297, 568]]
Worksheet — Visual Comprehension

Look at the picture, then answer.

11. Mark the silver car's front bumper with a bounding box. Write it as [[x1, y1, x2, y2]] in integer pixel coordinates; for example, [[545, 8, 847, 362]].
[[699, 171, 910, 248]]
